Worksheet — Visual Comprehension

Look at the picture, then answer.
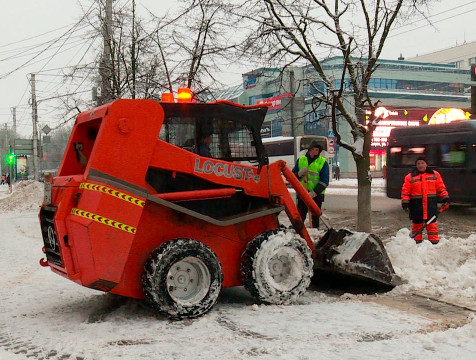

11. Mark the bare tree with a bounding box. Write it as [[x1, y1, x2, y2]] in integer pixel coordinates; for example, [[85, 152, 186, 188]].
[[240, 0, 429, 232], [89, 0, 242, 102], [96, 0, 167, 102], [149, 0, 242, 100]]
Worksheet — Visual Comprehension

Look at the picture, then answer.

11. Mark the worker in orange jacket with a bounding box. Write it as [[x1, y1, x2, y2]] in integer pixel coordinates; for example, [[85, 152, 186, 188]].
[[401, 156, 449, 244]]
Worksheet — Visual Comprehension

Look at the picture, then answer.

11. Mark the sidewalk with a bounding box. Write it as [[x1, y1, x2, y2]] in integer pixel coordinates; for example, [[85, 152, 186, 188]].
[[288, 177, 387, 199], [328, 177, 386, 189]]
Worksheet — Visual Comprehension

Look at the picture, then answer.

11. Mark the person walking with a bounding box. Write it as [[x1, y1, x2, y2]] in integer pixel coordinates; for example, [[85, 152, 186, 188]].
[[6, 173, 11, 193], [334, 164, 340, 181], [401, 156, 449, 244], [293, 141, 329, 228]]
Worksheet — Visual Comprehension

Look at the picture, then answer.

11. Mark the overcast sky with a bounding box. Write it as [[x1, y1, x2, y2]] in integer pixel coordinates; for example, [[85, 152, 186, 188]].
[[1, 0, 475, 137]]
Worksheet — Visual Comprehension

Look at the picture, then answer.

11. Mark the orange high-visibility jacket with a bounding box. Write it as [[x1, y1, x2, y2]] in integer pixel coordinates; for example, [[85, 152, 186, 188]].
[[401, 169, 449, 223]]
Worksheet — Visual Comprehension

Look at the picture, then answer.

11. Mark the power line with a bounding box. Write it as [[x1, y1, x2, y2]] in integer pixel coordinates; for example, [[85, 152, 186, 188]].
[[0, 2, 97, 80], [0, 23, 96, 59], [388, 7, 476, 39], [389, 1, 475, 33], [0, 23, 82, 49]]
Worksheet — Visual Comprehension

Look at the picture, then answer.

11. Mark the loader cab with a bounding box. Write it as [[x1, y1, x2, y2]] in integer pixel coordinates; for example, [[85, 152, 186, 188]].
[[159, 102, 268, 168]]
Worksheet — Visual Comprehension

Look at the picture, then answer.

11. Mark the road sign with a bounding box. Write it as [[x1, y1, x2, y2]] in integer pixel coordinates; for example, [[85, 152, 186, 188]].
[[42, 125, 51, 135], [15, 139, 34, 155]]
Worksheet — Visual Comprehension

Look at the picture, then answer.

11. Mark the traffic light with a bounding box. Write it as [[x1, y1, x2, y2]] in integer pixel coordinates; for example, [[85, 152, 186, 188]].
[[6, 152, 15, 165]]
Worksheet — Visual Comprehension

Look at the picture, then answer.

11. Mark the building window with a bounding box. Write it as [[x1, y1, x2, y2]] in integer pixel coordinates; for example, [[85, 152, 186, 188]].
[[469, 57, 476, 66]]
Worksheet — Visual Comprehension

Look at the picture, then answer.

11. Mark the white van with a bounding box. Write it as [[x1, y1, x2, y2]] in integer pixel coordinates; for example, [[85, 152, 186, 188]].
[[262, 136, 328, 170]]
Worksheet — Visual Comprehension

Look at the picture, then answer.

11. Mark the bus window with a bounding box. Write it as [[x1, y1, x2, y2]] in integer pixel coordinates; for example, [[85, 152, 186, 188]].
[[441, 143, 466, 167], [388, 147, 402, 167], [472, 144, 476, 167], [401, 146, 425, 166], [425, 144, 439, 166], [264, 141, 294, 157]]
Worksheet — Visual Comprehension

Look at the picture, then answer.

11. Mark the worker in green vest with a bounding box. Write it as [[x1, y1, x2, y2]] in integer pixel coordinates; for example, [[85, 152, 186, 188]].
[[292, 141, 329, 228]]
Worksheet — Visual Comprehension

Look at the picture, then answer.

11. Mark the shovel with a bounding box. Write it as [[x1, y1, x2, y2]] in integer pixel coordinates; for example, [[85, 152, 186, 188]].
[[410, 202, 449, 239]]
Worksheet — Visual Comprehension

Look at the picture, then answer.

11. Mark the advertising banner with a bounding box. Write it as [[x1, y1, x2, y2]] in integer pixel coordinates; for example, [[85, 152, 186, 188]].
[[17, 156, 28, 179]]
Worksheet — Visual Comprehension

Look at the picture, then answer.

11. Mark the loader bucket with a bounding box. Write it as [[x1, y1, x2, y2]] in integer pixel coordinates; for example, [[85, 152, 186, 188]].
[[313, 229, 402, 287]]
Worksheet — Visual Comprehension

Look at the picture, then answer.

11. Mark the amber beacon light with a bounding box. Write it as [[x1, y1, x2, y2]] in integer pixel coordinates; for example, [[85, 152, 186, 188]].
[[177, 87, 193, 103], [161, 92, 174, 103]]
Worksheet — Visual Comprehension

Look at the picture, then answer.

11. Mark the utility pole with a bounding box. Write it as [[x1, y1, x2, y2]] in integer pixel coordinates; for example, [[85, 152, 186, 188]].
[[12, 107, 16, 142], [4, 123, 12, 193], [11, 107, 16, 182], [31, 73, 39, 180], [99, 0, 114, 105], [131, 0, 136, 99]]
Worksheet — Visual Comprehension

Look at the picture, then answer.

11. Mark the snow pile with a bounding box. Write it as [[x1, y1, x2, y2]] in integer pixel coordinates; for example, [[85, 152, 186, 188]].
[[332, 231, 377, 267], [0, 181, 43, 212], [386, 228, 476, 306]]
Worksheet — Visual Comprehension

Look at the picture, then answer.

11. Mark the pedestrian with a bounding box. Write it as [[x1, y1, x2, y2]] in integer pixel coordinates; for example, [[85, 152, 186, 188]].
[[334, 164, 340, 181], [6, 173, 11, 193], [1, 174, 4, 185], [401, 156, 449, 244], [293, 141, 329, 228]]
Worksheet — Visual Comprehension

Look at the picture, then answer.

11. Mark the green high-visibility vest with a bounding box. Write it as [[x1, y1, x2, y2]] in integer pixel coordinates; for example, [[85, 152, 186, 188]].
[[298, 155, 326, 194]]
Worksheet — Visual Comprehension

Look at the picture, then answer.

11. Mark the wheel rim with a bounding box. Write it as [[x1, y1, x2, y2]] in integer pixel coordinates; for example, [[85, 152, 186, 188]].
[[268, 247, 303, 291], [166, 257, 211, 305]]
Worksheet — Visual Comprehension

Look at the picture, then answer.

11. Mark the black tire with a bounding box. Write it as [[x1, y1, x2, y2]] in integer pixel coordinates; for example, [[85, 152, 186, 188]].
[[142, 239, 223, 319], [241, 229, 313, 305]]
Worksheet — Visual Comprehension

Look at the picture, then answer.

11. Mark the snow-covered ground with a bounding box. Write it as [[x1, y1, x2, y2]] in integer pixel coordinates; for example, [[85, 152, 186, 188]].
[[0, 181, 475, 359]]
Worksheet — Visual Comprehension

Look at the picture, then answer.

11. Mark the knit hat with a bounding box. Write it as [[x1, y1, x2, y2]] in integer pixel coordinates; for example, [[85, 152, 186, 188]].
[[415, 156, 427, 165], [308, 141, 323, 151]]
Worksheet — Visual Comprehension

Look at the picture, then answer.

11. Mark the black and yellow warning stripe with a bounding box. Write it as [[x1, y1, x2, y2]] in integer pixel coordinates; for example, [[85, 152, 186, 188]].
[[80, 182, 145, 207], [70, 208, 137, 234]]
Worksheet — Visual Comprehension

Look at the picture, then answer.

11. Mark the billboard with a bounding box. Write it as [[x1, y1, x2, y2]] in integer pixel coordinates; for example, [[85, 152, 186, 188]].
[[17, 156, 28, 178], [366, 107, 440, 149]]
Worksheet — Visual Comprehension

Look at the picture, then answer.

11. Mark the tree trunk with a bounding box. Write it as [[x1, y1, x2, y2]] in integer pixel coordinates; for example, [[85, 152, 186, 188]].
[[356, 156, 371, 233]]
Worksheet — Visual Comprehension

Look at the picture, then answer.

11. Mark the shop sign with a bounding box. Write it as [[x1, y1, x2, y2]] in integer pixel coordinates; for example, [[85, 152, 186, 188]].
[[256, 93, 292, 111]]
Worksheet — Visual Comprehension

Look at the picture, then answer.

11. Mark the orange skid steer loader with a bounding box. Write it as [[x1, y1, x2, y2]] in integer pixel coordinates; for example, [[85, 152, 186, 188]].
[[39, 92, 400, 319]]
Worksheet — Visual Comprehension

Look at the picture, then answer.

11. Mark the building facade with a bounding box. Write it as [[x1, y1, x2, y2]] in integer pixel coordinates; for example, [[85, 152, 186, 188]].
[[407, 40, 476, 70], [217, 57, 473, 176]]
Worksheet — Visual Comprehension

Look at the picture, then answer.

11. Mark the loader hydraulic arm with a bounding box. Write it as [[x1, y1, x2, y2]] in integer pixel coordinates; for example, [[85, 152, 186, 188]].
[[281, 164, 322, 218]]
